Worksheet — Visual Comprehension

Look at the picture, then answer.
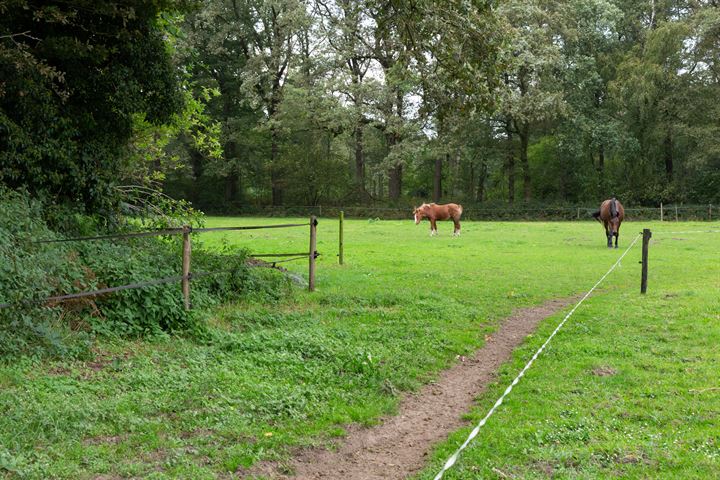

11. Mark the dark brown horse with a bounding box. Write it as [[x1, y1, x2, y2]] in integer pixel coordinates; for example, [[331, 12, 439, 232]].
[[592, 198, 625, 248], [413, 203, 463, 236]]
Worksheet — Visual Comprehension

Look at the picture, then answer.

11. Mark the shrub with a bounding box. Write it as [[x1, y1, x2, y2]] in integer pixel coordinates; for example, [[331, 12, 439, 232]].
[[0, 189, 90, 358], [0, 189, 291, 359]]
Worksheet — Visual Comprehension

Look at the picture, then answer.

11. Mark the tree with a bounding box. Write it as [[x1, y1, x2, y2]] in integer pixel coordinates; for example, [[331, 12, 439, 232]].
[[313, 0, 379, 198], [495, 0, 565, 202], [0, 0, 187, 213]]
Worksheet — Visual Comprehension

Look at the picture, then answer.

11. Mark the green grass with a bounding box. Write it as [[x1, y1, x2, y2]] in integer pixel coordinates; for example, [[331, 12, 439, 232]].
[[0, 218, 718, 478], [414, 224, 720, 479]]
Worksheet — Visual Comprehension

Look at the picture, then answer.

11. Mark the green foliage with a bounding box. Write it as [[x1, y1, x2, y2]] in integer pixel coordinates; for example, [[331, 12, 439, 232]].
[[154, 0, 720, 209], [0, 0, 189, 213], [0, 190, 291, 359], [0, 189, 90, 358], [115, 185, 205, 231]]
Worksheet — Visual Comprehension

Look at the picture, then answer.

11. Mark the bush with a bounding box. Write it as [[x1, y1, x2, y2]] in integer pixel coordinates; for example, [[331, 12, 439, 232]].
[[0, 189, 291, 359], [0, 189, 90, 358]]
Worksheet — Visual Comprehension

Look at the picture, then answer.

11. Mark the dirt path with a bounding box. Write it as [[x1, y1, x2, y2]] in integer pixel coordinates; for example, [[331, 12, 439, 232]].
[[247, 298, 574, 480]]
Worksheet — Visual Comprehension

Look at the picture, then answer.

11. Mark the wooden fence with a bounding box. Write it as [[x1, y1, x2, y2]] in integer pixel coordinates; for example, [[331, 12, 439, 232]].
[[0, 217, 319, 312]]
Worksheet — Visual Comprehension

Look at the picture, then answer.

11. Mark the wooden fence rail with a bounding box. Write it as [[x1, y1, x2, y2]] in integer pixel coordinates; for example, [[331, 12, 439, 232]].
[[2, 219, 318, 312]]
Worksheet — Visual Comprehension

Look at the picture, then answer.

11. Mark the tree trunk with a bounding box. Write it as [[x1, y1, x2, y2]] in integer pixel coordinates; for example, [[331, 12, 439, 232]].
[[433, 156, 442, 203], [664, 131, 673, 180], [519, 122, 531, 201], [268, 85, 284, 206], [271, 173, 283, 206], [354, 125, 365, 188], [388, 90, 404, 201], [188, 145, 204, 205], [224, 135, 239, 204], [225, 170, 238, 203], [270, 124, 283, 206], [468, 162, 475, 200], [189, 145, 204, 180], [220, 76, 243, 204], [386, 125, 403, 200], [450, 151, 459, 197], [597, 144, 605, 195], [477, 160, 487, 202], [505, 120, 515, 205], [389, 164, 402, 200]]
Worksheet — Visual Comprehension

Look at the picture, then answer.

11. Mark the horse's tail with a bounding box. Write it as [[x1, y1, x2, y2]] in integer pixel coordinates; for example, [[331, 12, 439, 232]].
[[457, 204, 463, 216]]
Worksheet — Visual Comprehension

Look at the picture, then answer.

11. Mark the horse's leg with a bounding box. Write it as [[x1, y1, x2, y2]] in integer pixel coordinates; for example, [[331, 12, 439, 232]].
[[430, 218, 437, 236], [453, 218, 461, 236], [615, 225, 620, 248], [605, 222, 612, 248]]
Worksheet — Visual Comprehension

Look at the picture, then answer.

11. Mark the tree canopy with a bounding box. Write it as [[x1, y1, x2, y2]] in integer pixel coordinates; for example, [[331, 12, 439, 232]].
[[0, 0, 190, 212], [2, 0, 719, 213]]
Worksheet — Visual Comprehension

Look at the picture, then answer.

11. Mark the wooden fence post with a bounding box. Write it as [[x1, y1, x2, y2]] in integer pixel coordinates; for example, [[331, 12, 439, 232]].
[[577, 207, 580, 220], [660, 202, 663, 222], [339, 211, 344, 265], [675, 204, 679, 222], [709, 204, 712, 221], [640, 228, 651, 294], [309, 216, 317, 292], [182, 225, 192, 310]]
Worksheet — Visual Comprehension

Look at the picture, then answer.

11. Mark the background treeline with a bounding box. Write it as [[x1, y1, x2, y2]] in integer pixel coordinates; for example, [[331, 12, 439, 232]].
[[164, 0, 720, 211], [2, 0, 720, 218]]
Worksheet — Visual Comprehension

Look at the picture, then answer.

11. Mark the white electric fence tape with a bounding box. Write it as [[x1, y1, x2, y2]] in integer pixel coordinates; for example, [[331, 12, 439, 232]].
[[433, 233, 642, 480], [656, 230, 720, 234]]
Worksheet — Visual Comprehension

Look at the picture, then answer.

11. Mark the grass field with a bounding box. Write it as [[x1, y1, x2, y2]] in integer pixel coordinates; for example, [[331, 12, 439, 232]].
[[0, 218, 718, 479], [414, 223, 720, 479]]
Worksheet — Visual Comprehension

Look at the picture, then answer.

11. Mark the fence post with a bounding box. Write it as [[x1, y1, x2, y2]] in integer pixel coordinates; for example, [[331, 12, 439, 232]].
[[660, 202, 664, 222], [309, 216, 317, 292], [577, 207, 580, 220], [709, 204, 712, 222], [339, 211, 344, 265], [640, 228, 651, 294], [182, 225, 192, 310], [675, 204, 679, 222]]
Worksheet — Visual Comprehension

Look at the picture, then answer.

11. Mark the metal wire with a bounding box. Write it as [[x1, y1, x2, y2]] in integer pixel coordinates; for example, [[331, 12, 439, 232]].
[[33, 228, 184, 244], [31, 222, 311, 244], [0, 254, 312, 310], [192, 223, 309, 232], [248, 252, 310, 257]]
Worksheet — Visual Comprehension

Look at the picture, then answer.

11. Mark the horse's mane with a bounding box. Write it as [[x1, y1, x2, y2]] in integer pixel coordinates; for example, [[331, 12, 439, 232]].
[[610, 198, 618, 218]]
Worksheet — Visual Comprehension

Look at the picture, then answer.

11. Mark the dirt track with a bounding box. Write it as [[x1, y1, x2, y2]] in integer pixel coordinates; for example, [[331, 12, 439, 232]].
[[246, 298, 574, 480]]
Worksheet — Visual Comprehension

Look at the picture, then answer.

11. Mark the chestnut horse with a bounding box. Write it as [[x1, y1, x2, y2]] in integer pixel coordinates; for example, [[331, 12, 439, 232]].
[[592, 198, 625, 248], [413, 203, 463, 236]]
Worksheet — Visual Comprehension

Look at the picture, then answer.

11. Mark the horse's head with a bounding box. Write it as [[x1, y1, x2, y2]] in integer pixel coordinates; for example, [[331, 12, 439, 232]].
[[413, 204, 427, 224], [609, 215, 621, 236]]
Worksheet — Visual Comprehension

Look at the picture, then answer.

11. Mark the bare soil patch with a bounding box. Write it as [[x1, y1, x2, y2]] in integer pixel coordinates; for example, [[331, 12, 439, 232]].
[[591, 366, 618, 377], [243, 298, 575, 480]]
